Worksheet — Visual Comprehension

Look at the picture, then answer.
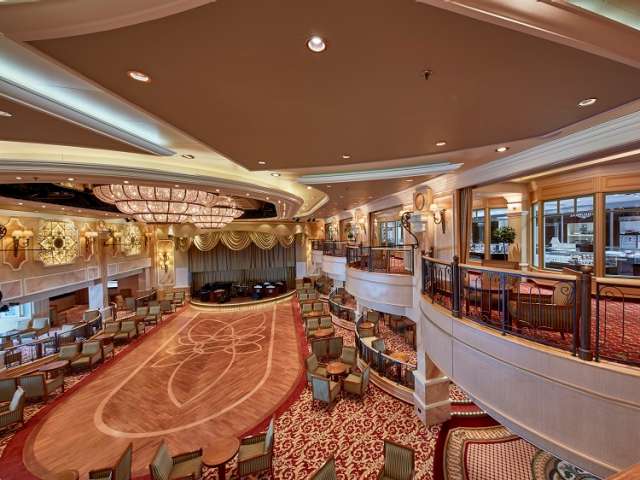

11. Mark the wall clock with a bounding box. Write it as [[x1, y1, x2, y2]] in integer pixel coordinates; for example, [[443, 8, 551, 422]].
[[414, 193, 426, 212]]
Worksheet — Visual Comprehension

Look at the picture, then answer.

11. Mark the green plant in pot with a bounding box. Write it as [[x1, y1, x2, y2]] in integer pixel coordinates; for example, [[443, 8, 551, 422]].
[[492, 226, 516, 260]]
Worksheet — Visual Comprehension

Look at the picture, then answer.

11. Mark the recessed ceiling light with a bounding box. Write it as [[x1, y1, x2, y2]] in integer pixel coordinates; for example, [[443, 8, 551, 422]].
[[61, 207, 66, 211], [258, 161, 266, 165], [127, 70, 151, 83], [578, 98, 597, 107], [307, 35, 326, 53], [435, 141, 447, 147], [67, 177, 75, 181], [77, 210, 82, 213], [271, 173, 281, 177], [41, 205, 46, 208], [266, 196, 269, 200], [174, 184, 180, 188], [0, 111, 12, 118], [246, 193, 250, 196], [215, 188, 220, 192], [17, 202, 23, 206], [495, 146, 509, 153], [341, 154, 351, 160], [326, 185, 332, 189], [306, 186, 312, 190], [15, 176, 22, 180], [123, 180, 129, 184], [405, 178, 414, 182], [182, 154, 195, 159]]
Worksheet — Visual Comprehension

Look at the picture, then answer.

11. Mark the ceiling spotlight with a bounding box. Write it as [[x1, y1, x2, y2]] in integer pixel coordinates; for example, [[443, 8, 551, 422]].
[[123, 180, 129, 184], [61, 208, 66, 211], [307, 35, 327, 53], [435, 141, 447, 147], [326, 185, 332, 189], [215, 188, 220, 192], [174, 184, 180, 188], [266, 196, 270, 200], [578, 98, 597, 107], [41, 205, 46, 208], [495, 146, 509, 153], [258, 161, 266, 165], [67, 177, 75, 181], [404, 178, 414, 182], [127, 70, 151, 83], [245, 193, 250, 196], [17, 202, 23, 206], [182, 154, 195, 159], [341, 154, 351, 160], [0, 110, 12, 118], [306, 186, 312, 190], [270, 172, 281, 177], [15, 176, 22, 180]]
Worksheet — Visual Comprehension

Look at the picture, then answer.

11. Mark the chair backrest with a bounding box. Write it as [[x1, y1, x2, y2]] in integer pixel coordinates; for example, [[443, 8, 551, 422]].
[[341, 346, 357, 366], [309, 456, 337, 480], [311, 338, 329, 359], [104, 322, 120, 334], [313, 302, 324, 312], [113, 442, 133, 480], [361, 366, 371, 392], [299, 293, 308, 301], [306, 354, 319, 373], [319, 316, 332, 328], [552, 281, 574, 306], [9, 386, 25, 412], [306, 317, 320, 331], [125, 297, 136, 311], [136, 307, 148, 316], [121, 321, 136, 332], [59, 343, 80, 360], [84, 309, 100, 323], [82, 341, 102, 356], [0, 377, 17, 403], [15, 319, 31, 331], [311, 375, 331, 403], [372, 338, 385, 352], [382, 440, 415, 480], [149, 441, 173, 480], [17, 374, 45, 398], [149, 305, 161, 315], [302, 303, 312, 313], [328, 336, 343, 359], [358, 325, 374, 338], [32, 317, 49, 330], [367, 310, 379, 323], [264, 417, 275, 453]]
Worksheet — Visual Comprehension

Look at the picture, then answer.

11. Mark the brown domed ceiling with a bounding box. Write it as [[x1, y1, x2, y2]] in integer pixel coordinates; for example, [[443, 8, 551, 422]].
[[29, 0, 640, 170]]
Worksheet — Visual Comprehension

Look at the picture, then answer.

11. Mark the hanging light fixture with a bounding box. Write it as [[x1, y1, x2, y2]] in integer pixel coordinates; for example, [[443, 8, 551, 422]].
[[191, 195, 243, 230], [93, 184, 216, 223]]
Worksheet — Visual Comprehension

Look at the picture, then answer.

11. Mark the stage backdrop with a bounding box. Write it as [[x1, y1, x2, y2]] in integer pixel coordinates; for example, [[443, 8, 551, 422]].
[[189, 241, 296, 291]]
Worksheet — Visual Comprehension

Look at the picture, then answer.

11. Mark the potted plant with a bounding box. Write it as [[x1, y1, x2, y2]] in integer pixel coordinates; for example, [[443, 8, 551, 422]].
[[492, 226, 516, 260]]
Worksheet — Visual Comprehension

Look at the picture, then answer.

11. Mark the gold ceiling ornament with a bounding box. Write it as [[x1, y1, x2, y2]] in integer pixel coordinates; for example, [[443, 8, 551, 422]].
[[93, 184, 217, 224], [38, 220, 79, 266], [193, 231, 296, 251], [191, 195, 244, 230]]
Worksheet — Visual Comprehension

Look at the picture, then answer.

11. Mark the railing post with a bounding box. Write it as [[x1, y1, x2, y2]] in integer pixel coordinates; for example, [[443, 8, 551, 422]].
[[451, 255, 461, 318], [578, 266, 593, 361]]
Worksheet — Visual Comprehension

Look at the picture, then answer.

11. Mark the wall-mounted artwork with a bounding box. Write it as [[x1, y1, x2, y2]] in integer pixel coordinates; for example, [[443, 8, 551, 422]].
[[80, 223, 98, 262], [2, 218, 30, 271], [38, 220, 79, 266], [156, 239, 175, 287], [123, 223, 143, 256]]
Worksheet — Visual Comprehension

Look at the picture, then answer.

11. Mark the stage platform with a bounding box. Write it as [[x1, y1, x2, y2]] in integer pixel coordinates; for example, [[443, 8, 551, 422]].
[[189, 289, 296, 309]]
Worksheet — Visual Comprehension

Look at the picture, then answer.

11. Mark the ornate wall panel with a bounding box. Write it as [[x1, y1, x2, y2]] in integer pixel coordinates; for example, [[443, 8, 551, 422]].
[[38, 220, 79, 266], [0, 279, 23, 301], [24, 268, 87, 296], [2, 218, 28, 271], [156, 239, 175, 287], [122, 223, 143, 256]]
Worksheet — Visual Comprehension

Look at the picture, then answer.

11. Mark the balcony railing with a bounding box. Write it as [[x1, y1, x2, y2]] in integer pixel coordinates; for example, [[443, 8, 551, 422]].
[[322, 240, 349, 257], [354, 315, 415, 390], [422, 255, 640, 367], [347, 244, 415, 275], [328, 288, 359, 323]]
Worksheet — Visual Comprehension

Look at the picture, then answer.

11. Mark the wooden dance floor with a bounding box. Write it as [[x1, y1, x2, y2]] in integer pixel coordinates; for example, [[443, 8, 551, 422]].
[[21, 299, 302, 478]]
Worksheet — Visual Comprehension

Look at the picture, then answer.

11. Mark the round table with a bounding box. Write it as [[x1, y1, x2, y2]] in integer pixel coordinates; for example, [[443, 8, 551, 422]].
[[313, 328, 333, 338], [38, 360, 69, 379], [389, 351, 410, 362], [54, 470, 79, 480], [203, 436, 240, 480], [326, 361, 349, 381], [360, 321, 375, 329]]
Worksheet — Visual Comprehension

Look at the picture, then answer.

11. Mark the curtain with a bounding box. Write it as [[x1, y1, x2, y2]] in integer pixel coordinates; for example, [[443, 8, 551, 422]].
[[456, 187, 473, 264], [189, 241, 296, 290], [193, 231, 296, 251]]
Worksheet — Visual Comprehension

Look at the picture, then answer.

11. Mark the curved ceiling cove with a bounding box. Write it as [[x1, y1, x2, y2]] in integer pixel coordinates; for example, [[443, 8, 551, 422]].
[[29, 0, 640, 172]]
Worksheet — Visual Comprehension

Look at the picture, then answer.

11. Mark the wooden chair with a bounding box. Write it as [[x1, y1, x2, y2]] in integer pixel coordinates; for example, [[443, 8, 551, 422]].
[[89, 442, 133, 480], [311, 338, 329, 361], [309, 456, 337, 480], [313, 302, 324, 313], [237, 417, 275, 479], [114, 321, 137, 343], [149, 441, 202, 480], [305, 318, 320, 338], [377, 440, 415, 480], [58, 343, 81, 364]]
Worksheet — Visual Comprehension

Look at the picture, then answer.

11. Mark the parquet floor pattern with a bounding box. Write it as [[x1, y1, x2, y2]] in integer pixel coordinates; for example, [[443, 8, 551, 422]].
[[21, 299, 302, 479]]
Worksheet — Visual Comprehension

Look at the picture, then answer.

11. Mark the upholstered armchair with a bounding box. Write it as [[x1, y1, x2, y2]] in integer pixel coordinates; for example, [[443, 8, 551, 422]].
[[172, 291, 185, 307], [305, 318, 320, 338], [114, 321, 137, 343], [160, 300, 175, 315], [133, 307, 148, 322], [58, 343, 81, 363], [20, 317, 51, 342], [18, 372, 64, 402], [313, 302, 324, 313], [124, 297, 136, 312], [327, 336, 343, 360], [149, 441, 203, 480], [311, 338, 329, 360], [237, 417, 275, 479], [0, 377, 17, 404], [71, 341, 103, 371], [343, 366, 370, 398], [306, 354, 327, 383], [309, 456, 337, 480], [89, 442, 132, 480], [15, 318, 32, 334], [83, 309, 101, 323], [311, 375, 341, 408], [0, 386, 25, 432], [372, 338, 386, 353], [319, 316, 334, 330], [102, 322, 121, 336], [302, 303, 313, 314], [377, 440, 415, 480], [144, 306, 162, 326], [340, 346, 357, 372], [358, 324, 375, 338]]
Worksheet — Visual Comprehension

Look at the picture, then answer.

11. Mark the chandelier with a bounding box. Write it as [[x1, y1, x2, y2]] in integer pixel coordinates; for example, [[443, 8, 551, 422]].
[[93, 184, 216, 223], [192, 196, 243, 229]]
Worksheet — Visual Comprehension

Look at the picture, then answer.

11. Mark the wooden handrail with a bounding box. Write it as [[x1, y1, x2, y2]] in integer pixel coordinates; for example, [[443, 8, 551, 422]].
[[458, 262, 578, 281], [422, 255, 452, 266], [594, 276, 640, 288], [607, 463, 640, 479]]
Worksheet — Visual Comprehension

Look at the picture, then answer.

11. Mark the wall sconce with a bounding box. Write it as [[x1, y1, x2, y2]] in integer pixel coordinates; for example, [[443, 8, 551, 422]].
[[11, 229, 34, 257], [103, 229, 123, 254], [429, 204, 447, 234]]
